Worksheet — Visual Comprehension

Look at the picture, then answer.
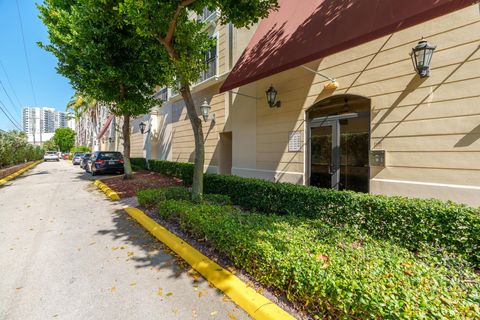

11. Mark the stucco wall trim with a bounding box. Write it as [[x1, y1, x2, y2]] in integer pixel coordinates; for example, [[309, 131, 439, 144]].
[[372, 178, 480, 190], [232, 167, 303, 184], [371, 178, 480, 206]]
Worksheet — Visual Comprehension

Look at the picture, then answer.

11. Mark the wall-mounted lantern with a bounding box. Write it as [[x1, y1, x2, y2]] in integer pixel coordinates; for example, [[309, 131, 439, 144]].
[[266, 85, 281, 108], [200, 99, 215, 122], [410, 40, 436, 77], [139, 121, 150, 134]]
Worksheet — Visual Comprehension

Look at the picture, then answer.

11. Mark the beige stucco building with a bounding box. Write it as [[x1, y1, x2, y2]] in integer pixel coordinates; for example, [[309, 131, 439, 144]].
[[135, 1, 480, 207]]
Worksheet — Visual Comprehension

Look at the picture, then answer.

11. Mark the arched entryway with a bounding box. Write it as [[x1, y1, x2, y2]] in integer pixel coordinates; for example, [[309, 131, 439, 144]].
[[307, 94, 370, 192]]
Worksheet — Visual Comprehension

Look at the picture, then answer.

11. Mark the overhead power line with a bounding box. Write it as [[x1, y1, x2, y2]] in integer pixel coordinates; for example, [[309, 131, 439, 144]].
[[15, 0, 38, 106], [0, 60, 23, 110], [0, 98, 22, 130], [0, 95, 21, 128], [0, 98, 22, 129], [0, 80, 21, 119]]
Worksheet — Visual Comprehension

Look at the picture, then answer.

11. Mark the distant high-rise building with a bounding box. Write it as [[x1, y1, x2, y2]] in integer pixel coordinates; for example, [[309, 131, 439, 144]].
[[22, 107, 71, 145]]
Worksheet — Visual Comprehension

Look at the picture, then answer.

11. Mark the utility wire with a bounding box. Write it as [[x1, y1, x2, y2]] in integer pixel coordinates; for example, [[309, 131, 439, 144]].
[[15, 0, 38, 106], [0, 98, 22, 129], [0, 99, 22, 130], [0, 95, 22, 129], [0, 80, 22, 120], [0, 60, 23, 111]]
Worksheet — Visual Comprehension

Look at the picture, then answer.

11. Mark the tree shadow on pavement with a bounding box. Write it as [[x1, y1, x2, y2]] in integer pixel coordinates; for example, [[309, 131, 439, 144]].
[[96, 209, 210, 287]]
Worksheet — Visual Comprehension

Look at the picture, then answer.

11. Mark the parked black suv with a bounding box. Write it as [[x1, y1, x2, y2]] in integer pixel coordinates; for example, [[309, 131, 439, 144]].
[[87, 151, 124, 176]]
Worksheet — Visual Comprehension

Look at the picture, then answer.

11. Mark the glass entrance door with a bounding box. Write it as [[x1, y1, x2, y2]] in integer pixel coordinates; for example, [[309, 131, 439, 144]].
[[310, 114, 369, 192], [339, 116, 369, 192], [310, 121, 339, 189]]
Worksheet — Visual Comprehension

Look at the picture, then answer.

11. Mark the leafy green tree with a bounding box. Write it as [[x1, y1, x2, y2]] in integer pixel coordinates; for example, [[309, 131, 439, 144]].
[[120, 0, 278, 198], [71, 146, 91, 152], [43, 139, 57, 151], [38, 0, 172, 179], [0, 130, 43, 168], [53, 128, 76, 153]]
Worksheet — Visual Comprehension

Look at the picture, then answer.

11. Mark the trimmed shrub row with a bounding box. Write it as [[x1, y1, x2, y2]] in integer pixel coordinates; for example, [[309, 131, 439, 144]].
[[130, 157, 148, 170], [137, 186, 191, 207], [157, 198, 480, 319], [137, 186, 232, 208], [204, 173, 480, 267], [130, 158, 480, 267], [130, 157, 194, 185]]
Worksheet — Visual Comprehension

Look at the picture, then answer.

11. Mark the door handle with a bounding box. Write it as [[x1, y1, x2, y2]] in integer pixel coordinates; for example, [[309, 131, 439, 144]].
[[329, 165, 335, 175]]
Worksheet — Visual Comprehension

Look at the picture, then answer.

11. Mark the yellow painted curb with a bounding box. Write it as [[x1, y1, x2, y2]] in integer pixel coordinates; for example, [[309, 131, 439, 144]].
[[93, 180, 120, 201], [0, 160, 43, 186], [124, 207, 296, 320]]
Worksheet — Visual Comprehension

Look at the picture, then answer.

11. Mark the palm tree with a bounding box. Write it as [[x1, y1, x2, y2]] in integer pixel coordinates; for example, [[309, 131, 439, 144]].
[[66, 92, 99, 149], [66, 92, 97, 119]]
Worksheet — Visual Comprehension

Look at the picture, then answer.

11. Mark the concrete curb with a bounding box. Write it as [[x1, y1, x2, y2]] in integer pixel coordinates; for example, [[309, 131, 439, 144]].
[[0, 160, 43, 186], [93, 180, 120, 201], [124, 207, 296, 320]]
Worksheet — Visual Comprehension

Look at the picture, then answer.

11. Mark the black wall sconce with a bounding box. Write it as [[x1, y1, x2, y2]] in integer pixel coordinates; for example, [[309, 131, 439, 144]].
[[139, 121, 150, 134], [266, 85, 281, 108], [410, 39, 436, 77]]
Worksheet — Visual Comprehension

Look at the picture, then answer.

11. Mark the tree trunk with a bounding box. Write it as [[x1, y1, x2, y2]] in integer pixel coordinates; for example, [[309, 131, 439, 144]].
[[122, 114, 133, 180], [180, 84, 204, 200]]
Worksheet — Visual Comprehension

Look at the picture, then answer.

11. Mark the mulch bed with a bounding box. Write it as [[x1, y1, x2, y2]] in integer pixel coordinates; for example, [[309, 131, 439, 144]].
[[0, 162, 35, 180], [101, 171, 183, 198]]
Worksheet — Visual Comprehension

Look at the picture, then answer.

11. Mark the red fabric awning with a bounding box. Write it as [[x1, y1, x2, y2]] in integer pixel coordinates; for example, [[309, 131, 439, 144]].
[[220, 0, 472, 92], [96, 115, 114, 139]]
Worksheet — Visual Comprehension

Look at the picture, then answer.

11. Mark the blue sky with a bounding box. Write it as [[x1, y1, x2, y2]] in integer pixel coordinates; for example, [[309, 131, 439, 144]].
[[0, 1, 74, 131]]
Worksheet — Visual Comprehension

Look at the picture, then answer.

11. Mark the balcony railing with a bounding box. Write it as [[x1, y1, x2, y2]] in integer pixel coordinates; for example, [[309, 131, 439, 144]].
[[197, 7, 216, 22], [157, 87, 169, 102]]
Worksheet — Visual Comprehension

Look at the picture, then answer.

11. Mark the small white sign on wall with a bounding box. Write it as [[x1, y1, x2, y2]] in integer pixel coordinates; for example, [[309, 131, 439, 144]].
[[288, 131, 302, 152]]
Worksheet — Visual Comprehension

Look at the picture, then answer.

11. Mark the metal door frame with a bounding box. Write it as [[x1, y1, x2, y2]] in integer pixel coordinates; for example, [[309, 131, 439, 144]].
[[307, 112, 369, 189]]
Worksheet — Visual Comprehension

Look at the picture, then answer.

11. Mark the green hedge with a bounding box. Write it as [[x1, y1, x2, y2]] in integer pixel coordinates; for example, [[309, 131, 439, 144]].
[[157, 199, 480, 319], [130, 157, 147, 170], [129, 158, 194, 185], [204, 174, 480, 267], [137, 187, 231, 208], [137, 186, 191, 207], [0, 130, 43, 168], [130, 158, 480, 267]]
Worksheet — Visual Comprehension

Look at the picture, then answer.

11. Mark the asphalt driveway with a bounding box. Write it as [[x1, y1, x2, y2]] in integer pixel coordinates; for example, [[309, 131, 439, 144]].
[[0, 160, 249, 320]]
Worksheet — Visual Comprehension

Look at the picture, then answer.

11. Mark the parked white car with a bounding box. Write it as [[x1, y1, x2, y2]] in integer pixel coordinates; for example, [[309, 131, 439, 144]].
[[44, 151, 59, 162]]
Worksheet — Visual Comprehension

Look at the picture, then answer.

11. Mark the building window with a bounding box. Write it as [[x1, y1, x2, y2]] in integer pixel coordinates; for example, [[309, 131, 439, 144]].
[[157, 87, 169, 102], [198, 43, 217, 83]]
